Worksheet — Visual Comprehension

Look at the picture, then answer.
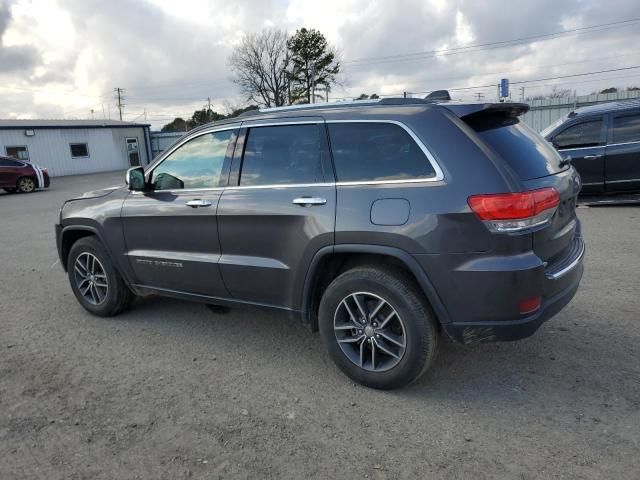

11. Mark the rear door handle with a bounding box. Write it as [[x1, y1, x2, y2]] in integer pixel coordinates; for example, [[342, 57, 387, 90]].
[[186, 199, 212, 208], [292, 197, 327, 206], [583, 154, 602, 160]]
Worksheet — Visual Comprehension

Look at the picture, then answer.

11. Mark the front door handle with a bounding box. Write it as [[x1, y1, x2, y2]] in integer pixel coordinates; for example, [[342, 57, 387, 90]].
[[583, 154, 603, 160], [186, 199, 212, 208], [293, 197, 327, 206]]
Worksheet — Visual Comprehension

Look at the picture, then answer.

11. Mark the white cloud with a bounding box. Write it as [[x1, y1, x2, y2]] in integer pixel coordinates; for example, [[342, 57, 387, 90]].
[[0, 0, 639, 128]]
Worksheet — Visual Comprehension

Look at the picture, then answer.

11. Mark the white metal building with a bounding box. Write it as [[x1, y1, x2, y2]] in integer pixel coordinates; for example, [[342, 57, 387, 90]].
[[0, 119, 152, 177]]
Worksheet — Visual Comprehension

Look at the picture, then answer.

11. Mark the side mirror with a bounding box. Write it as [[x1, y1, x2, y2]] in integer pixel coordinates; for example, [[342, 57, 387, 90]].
[[126, 166, 146, 191]]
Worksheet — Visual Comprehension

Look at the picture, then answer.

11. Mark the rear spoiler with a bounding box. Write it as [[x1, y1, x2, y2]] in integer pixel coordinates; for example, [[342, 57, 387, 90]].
[[442, 102, 530, 119]]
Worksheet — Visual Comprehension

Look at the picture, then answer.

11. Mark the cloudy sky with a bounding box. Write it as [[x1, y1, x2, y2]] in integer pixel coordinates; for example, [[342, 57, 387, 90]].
[[1, 0, 639, 128]]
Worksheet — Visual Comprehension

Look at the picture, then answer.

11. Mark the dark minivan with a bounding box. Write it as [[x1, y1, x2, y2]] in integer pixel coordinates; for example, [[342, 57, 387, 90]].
[[56, 97, 584, 389], [542, 99, 640, 194]]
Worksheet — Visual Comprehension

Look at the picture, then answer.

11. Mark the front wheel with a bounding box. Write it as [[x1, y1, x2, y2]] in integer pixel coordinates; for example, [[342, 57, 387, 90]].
[[67, 237, 133, 316], [319, 266, 439, 389], [16, 176, 35, 193]]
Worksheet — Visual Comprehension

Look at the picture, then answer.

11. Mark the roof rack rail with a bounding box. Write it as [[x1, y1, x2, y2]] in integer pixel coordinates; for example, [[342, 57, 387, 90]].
[[239, 97, 437, 116]]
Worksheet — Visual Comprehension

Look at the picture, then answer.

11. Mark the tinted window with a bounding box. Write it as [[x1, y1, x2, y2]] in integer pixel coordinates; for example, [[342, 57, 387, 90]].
[[240, 125, 324, 186], [612, 114, 640, 144], [152, 130, 233, 190], [468, 116, 564, 180], [552, 119, 603, 149], [328, 123, 435, 182], [70, 143, 89, 158]]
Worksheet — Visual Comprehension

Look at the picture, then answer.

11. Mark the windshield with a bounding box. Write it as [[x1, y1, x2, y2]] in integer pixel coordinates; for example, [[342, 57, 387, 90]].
[[540, 115, 568, 138]]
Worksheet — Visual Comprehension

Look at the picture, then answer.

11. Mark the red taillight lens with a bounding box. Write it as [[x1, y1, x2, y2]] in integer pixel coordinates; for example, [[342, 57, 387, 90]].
[[519, 296, 542, 314], [468, 188, 559, 220]]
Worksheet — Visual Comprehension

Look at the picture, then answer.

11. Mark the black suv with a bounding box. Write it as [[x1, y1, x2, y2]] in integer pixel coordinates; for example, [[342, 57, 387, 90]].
[[542, 99, 640, 194], [56, 97, 584, 389]]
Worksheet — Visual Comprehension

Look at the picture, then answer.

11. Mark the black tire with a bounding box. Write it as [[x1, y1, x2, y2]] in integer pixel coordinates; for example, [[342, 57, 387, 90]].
[[16, 176, 36, 193], [4, 188, 16, 193], [67, 236, 133, 317], [318, 266, 439, 389]]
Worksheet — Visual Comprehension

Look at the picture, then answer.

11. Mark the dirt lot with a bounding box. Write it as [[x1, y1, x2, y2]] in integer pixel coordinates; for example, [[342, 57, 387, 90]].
[[1, 171, 639, 479]]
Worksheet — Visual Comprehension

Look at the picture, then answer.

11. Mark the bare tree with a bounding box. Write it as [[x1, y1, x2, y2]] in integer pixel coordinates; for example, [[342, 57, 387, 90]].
[[228, 29, 290, 108]]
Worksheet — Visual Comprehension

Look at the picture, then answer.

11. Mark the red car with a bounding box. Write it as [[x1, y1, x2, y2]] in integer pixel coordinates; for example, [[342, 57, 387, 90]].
[[0, 156, 50, 193]]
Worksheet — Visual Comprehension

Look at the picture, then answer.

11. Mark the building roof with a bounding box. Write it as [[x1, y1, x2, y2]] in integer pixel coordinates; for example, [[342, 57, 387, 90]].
[[0, 119, 150, 129]]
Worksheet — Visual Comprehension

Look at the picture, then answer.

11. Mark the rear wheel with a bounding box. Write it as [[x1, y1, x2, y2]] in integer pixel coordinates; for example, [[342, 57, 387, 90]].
[[67, 237, 133, 316], [16, 176, 35, 193], [319, 266, 439, 389]]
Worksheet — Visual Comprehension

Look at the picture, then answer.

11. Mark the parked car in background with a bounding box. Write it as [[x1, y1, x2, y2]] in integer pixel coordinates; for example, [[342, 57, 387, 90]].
[[56, 96, 584, 389], [542, 100, 640, 194], [0, 156, 50, 193]]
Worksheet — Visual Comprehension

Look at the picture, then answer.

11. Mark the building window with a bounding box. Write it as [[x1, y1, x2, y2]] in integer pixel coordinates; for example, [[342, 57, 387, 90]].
[[5, 146, 30, 161], [70, 143, 89, 158]]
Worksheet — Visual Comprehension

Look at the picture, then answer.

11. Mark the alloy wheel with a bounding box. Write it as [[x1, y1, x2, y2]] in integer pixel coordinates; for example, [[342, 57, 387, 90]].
[[74, 252, 109, 305], [333, 291, 407, 372], [19, 177, 35, 192]]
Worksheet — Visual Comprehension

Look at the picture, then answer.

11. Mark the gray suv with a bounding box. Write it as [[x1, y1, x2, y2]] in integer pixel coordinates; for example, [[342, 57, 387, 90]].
[[55, 97, 585, 389]]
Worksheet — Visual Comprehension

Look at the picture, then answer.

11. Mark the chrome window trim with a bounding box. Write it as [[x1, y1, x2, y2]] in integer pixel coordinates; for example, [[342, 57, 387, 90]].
[[226, 182, 335, 191], [130, 187, 226, 195], [325, 119, 445, 183], [242, 120, 323, 127], [556, 144, 605, 152], [606, 178, 640, 184], [606, 140, 640, 147]]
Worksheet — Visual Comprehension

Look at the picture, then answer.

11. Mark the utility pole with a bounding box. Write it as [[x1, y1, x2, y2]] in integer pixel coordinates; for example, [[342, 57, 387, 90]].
[[520, 86, 525, 101], [114, 88, 125, 120], [207, 97, 212, 122], [90, 109, 94, 119], [403, 91, 407, 98], [475, 92, 485, 101]]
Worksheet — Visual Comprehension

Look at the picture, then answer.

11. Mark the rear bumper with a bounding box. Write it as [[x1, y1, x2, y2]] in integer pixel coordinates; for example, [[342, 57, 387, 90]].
[[416, 233, 585, 344], [442, 259, 583, 343]]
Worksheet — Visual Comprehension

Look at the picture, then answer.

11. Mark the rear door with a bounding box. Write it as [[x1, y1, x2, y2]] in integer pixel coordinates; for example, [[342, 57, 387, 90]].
[[549, 116, 607, 193], [121, 127, 237, 297], [605, 111, 640, 192], [216, 119, 336, 309]]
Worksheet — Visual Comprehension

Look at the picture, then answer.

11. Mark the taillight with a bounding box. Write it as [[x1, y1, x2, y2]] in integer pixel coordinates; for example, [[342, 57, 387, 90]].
[[468, 187, 560, 233]]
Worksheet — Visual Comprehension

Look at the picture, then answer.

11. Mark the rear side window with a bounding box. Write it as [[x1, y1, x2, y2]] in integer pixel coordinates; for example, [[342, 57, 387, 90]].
[[612, 114, 640, 144], [328, 123, 435, 182], [552, 119, 603, 149], [467, 116, 564, 180], [240, 124, 324, 186]]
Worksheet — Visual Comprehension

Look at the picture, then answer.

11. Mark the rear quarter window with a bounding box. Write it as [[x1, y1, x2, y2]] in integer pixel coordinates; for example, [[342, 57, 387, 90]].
[[467, 116, 564, 180], [327, 122, 436, 182]]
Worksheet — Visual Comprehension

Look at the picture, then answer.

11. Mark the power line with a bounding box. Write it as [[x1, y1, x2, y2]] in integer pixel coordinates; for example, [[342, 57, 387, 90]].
[[342, 17, 640, 68]]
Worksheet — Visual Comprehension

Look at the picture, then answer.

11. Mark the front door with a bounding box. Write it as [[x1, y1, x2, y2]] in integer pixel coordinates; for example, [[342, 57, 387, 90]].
[[126, 138, 140, 166], [605, 111, 640, 192], [551, 116, 606, 193], [121, 128, 237, 297], [217, 120, 336, 309]]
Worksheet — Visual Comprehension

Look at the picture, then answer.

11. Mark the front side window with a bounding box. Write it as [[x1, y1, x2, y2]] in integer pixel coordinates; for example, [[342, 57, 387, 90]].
[[5, 146, 29, 161], [552, 119, 603, 149], [70, 143, 89, 158], [327, 122, 436, 182], [240, 124, 324, 186], [612, 114, 640, 144], [151, 130, 233, 190]]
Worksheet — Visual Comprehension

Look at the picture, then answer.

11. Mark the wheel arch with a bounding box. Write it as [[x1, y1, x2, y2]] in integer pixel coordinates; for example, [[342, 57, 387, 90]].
[[301, 244, 450, 331]]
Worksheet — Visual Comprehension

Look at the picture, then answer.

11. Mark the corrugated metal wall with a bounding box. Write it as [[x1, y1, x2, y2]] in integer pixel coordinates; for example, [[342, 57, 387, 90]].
[[150, 132, 183, 158], [521, 90, 640, 132], [0, 126, 150, 177]]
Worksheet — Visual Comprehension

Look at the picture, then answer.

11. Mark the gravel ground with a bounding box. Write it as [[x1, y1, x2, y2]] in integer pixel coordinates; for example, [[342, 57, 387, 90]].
[[1, 171, 639, 479]]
